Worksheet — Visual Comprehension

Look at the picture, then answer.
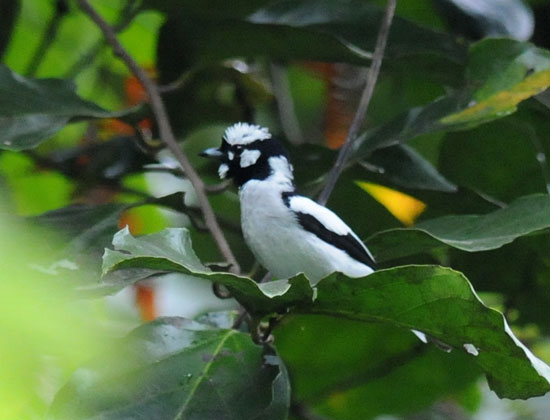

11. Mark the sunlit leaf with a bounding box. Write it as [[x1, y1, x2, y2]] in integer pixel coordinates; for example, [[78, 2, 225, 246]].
[[356, 182, 426, 226]]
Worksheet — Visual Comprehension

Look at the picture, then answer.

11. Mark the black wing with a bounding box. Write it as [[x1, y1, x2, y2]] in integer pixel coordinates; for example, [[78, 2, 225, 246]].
[[294, 212, 376, 269]]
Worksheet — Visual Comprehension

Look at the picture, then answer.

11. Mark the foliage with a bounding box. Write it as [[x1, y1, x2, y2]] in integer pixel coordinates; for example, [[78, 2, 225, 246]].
[[1, 0, 550, 419]]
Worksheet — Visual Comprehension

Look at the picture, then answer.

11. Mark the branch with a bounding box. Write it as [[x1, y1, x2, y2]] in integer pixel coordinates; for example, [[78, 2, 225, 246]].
[[317, 0, 397, 206], [77, 0, 241, 274], [66, 1, 139, 79]]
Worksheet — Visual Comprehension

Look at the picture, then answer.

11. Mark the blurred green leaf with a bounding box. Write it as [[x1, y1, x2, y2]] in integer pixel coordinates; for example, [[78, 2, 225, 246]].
[[0, 65, 128, 150], [155, 0, 465, 79], [34, 202, 129, 258], [275, 317, 480, 420], [356, 39, 550, 157], [367, 194, 550, 262], [102, 227, 314, 314], [49, 317, 290, 420], [0, 210, 105, 419], [307, 266, 550, 399], [160, 65, 271, 136]]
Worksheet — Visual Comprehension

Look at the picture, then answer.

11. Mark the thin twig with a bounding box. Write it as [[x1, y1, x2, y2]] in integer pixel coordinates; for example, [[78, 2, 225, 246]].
[[65, 0, 139, 79], [77, 0, 241, 274], [317, 0, 397, 206]]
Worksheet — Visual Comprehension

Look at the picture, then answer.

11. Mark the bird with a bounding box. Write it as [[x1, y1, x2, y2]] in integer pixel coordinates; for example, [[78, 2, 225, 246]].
[[200, 122, 375, 283]]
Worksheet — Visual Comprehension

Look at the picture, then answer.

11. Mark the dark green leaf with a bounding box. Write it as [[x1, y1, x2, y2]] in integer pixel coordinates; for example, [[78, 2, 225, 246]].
[[49, 317, 290, 420], [248, 0, 465, 62], [0, 65, 127, 150], [275, 316, 480, 419], [303, 265, 550, 399], [355, 39, 550, 157], [102, 227, 314, 313], [367, 194, 550, 262], [438, 105, 550, 202], [141, 0, 271, 17], [155, 0, 465, 78], [34, 203, 128, 257], [363, 144, 457, 192], [159, 65, 271, 135]]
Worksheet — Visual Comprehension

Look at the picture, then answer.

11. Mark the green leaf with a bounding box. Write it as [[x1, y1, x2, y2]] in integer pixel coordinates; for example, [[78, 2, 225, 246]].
[[367, 194, 550, 262], [102, 227, 314, 314], [303, 265, 550, 399], [438, 106, 550, 202], [155, 0, 465, 78], [35, 203, 129, 257], [49, 317, 290, 420], [0, 65, 126, 150], [275, 316, 480, 419], [356, 39, 550, 157], [363, 144, 457, 192], [159, 65, 272, 136]]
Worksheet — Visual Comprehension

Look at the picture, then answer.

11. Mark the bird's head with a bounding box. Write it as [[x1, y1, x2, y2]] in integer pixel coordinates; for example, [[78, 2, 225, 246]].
[[200, 122, 293, 187]]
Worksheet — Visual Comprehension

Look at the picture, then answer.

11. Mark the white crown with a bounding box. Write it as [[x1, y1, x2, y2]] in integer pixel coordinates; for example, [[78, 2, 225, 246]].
[[223, 122, 272, 145]]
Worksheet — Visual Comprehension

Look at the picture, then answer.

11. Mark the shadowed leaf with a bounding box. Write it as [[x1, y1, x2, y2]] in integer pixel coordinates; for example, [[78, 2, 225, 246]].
[[0, 65, 128, 150], [49, 317, 290, 420], [367, 194, 550, 262]]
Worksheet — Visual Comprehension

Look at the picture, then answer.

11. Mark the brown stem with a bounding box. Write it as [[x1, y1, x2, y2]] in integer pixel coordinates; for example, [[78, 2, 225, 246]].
[[77, 0, 240, 274], [317, 0, 397, 206]]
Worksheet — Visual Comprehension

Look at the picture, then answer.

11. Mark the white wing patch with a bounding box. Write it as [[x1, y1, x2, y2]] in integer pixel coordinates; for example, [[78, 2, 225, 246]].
[[240, 149, 261, 168], [218, 163, 229, 179], [224, 122, 272, 145], [288, 196, 351, 236]]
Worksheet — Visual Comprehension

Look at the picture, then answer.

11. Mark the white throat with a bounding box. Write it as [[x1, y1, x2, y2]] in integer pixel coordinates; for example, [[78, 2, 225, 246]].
[[238, 155, 294, 193], [266, 156, 294, 189]]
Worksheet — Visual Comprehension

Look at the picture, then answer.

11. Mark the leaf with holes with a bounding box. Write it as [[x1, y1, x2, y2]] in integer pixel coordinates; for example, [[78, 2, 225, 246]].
[[301, 265, 550, 399]]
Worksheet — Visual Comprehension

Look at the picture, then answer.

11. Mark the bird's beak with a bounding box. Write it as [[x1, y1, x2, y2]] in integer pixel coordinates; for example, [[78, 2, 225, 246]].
[[199, 147, 224, 160]]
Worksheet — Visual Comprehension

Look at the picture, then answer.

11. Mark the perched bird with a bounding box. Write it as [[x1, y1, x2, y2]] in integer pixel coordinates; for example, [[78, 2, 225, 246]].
[[201, 122, 375, 283]]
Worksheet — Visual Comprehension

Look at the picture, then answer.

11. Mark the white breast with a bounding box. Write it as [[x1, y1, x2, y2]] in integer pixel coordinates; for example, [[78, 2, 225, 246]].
[[239, 180, 373, 282]]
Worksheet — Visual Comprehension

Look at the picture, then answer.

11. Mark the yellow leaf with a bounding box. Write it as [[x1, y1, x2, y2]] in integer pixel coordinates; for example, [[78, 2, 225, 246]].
[[441, 70, 550, 126], [357, 182, 426, 226]]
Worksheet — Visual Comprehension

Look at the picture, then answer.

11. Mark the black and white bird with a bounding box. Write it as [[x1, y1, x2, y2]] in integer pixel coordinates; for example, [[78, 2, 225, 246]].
[[201, 122, 375, 283]]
